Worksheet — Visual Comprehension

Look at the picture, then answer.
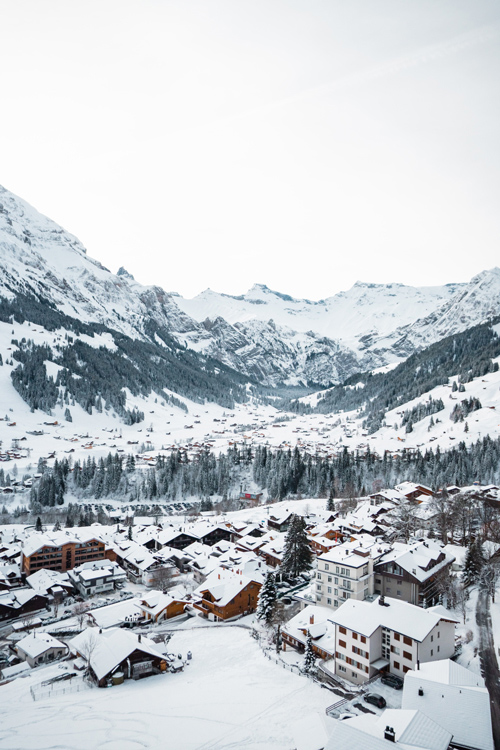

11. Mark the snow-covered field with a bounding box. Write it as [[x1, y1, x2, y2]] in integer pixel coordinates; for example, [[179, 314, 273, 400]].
[[0, 626, 334, 750]]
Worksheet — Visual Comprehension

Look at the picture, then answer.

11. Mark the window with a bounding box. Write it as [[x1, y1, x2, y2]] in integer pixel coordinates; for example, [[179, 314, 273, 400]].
[[394, 661, 400, 670], [430, 649, 433, 656], [317, 573, 322, 580], [431, 635, 433, 642], [403, 665, 411, 673], [316, 585, 322, 591], [397, 590, 402, 597], [376, 578, 381, 584], [345, 569, 350, 578], [336, 566, 340, 574], [391, 646, 400, 655], [352, 671, 357, 677], [437, 631, 440, 638], [437, 645, 440, 653], [360, 636, 366, 644], [403, 651, 412, 661], [394, 633, 400, 641], [341, 568, 345, 575], [334, 589, 338, 596], [339, 640, 346, 648], [334, 577, 339, 585], [327, 598, 332, 605], [403, 636, 412, 647], [325, 564, 329, 571], [386, 587, 391, 593], [327, 587, 332, 594], [339, 627, 346, 635], [338, 664, 346, 673], [353, 632, 358, 640], [328, 576, 332, 583]]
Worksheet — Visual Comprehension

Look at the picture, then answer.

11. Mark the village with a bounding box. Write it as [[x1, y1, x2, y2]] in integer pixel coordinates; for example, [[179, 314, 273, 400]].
[[0, 479, 496, 750]]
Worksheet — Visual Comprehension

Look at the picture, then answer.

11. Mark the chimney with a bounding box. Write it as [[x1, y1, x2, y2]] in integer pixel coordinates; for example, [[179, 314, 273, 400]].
[[310, 615, 314, 625], [138, 634, 142, 643], [379, 595, 385, 606], [418, 687, 424, 696], [384, 727, 396, 743]]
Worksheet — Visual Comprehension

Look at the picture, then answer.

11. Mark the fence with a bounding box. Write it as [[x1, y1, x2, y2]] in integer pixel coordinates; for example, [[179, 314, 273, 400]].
[[30, 677, 92, 702]]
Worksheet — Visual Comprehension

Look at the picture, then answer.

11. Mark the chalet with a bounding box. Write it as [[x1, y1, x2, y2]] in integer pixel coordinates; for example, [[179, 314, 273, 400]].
[[70, 627, 167, 687], [16, 632, 67, 668], [136, 589, 187, 623], [193, 568, 262, 621], [26, 568, 74, 601], [395, 482, 434, 502], [267, 511, 295, 533], [0, 588, 49, 621], [0, 564, 22, 590], [259, 537, 286, 568], [374, 540, 455, 607], [282, 605, 336, 660]]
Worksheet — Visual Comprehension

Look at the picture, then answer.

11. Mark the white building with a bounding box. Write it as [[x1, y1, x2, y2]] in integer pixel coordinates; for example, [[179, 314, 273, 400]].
[[314, 539, 391, 609], [16, 632, 67, 668], [402, 659, 494, 750], [327, 596, 458, 685], [68, 559, 126, 597]]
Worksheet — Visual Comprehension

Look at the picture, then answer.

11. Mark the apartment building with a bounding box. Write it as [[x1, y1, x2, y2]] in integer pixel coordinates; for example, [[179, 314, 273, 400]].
[[21, 531, 107, 575], [328, 595, 458, 685], [314, 539, 391, 609]]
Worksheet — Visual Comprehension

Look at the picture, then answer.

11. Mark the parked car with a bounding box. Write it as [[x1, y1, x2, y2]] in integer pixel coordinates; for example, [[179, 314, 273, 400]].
[[380, 673, 404, 690], [363, 693, 386, 708]]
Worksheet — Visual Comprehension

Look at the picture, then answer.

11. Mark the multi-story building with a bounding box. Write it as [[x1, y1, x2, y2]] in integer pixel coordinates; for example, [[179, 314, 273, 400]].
[[21, 531, 107, 575], [328, 595, 458, 685], [314, 539, 391, 609], [68, 560, 126, 597], [373, 540, 455, 606]]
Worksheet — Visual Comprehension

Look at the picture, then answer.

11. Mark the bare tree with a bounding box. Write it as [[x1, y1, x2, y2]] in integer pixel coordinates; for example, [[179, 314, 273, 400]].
[[151, 565, 175, 593], [391, 502, 417, 543], [74, 602, 90, 629], [481, 561, 500, 604], [79, 630, 99, 678]]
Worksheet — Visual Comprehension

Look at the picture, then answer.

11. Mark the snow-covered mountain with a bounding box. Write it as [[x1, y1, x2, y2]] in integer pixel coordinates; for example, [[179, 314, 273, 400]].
[[1, 184, 500, 391], [175, 280, 464, 352]]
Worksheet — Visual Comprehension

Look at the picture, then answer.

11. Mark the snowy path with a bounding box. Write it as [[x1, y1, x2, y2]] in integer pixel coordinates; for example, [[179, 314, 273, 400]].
[[0, 626, 333, 750], [476, 585, 500, 750]]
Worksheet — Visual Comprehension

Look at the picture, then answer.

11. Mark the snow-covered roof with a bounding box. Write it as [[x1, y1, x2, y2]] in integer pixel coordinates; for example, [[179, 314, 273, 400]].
[[26, 568, 72, 595], [283, 605, 336, 656], [376, 540, 455, 583], [402, 659, 493, 750], [196, 567, 261, 607], [319, 538, 390, 568], [329, 596, 458, 641], [335, 709, 451, 750], [17, 632, 66, 659], [22, 529, 104, 558], [69, 627, 164, 682], [88, 597, 143, 629], [325, 709, 451, 750]]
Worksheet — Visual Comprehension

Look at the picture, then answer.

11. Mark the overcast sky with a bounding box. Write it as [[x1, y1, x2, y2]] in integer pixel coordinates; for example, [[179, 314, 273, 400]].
[[1, 0, 499, 300]]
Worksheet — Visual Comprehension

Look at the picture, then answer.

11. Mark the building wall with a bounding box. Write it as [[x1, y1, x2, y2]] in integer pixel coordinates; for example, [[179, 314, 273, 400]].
[[22, 540, 106, 575], [315, 557, 373, 610]]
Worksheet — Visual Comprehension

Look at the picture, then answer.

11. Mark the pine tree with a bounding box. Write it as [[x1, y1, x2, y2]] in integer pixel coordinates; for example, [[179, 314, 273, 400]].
[[280, 515, 312, 579], [53, 520, 61, 532], [303, 632, 315, 673], [256, 573, 278, 625], [463, 539, 485, 585], [35, 516, 43, 532], [128, 524, 133, 540]]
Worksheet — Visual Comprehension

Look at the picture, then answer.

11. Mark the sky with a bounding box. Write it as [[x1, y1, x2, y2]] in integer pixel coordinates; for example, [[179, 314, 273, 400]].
[[0, 0, 499, 301]]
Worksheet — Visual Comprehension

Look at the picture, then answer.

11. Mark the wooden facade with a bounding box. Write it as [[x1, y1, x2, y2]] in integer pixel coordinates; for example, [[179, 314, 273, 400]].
[[22, 539, 106, 575]]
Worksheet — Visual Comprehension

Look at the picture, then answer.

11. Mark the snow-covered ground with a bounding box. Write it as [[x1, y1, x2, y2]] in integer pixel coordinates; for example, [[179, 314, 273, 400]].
[[0, 626, 335, 750]]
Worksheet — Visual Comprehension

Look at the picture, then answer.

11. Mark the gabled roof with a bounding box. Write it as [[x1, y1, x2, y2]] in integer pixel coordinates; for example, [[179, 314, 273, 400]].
[[333, 709, 451, 750], [402, 659, 493, 750], [17, 632, 66, 659], [328, 596, 458, 641], [69, 627, 164, 681]]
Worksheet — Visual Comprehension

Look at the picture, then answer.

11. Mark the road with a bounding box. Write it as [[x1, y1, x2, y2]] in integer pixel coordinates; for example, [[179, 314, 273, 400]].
[[476, 585, 500, 750]]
